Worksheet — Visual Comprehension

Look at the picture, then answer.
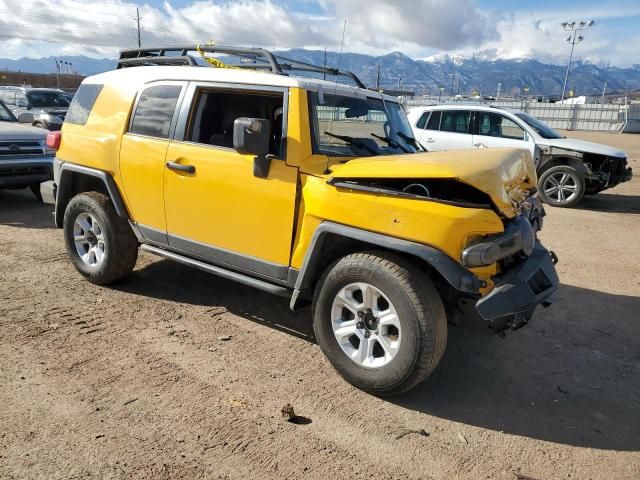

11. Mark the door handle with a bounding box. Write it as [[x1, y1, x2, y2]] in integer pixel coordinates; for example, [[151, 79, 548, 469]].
[[425, 138, 435, 143], [166, 161, 195, 174], [474, 143, 487, 148]]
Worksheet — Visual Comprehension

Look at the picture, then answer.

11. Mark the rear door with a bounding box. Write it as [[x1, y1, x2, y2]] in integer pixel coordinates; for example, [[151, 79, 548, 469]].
[[417, 109, 473, 151], [119, 82, 186, 242], [472, 111, 534, 155]]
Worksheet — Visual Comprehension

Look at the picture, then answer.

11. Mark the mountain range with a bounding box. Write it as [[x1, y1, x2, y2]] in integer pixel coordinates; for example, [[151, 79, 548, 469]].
[[2, 49, 640, 97]]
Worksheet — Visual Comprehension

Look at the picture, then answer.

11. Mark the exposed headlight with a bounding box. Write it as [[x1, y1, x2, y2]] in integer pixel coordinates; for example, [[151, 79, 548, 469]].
[[461, 217, 535, 268]]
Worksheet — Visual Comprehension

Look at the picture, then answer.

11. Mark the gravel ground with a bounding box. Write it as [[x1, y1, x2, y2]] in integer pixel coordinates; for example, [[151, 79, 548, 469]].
[[0, 131, 638, 480]]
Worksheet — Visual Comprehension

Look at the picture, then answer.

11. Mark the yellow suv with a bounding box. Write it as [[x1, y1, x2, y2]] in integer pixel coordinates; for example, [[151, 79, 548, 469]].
[[44, 45, 559, 396]]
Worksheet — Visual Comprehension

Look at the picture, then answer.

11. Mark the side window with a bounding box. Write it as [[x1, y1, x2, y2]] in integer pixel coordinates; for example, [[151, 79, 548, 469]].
[[186, 88, 284, 156], [477, 112, 525, 140], [415, 111, 429, 129], [440, 110, 471, 134], [426, 110, 441, 130], [66, 84, 103, 125], [130, 85, 182, 139]]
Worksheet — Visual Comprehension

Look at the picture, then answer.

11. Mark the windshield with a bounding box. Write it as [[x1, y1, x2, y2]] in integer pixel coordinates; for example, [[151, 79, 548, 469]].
[[516, 112, 563, 139], [0, 102, 15, 122], [309, 92, 419, 157], [26, 91, 70, 108]]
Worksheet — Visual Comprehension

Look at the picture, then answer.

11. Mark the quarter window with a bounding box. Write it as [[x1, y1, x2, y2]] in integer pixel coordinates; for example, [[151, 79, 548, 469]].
[[477, 112, 525, 140], [130, 85, 182, 139], [426, 110, 441, 130], [2, 91, 16, 105], [416, 111, 429, 129], [440, 110, 471, 134], [65, 84, 103, 125]]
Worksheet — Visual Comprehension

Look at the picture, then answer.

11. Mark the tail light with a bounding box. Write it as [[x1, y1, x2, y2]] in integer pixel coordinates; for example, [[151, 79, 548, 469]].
[[46, 131, 62, 151]]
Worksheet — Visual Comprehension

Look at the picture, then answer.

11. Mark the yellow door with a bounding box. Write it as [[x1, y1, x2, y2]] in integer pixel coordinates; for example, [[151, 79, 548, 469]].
[[163, 143, 298, 269], [118, 82, 185, 232], [119, 134, 169, 231]]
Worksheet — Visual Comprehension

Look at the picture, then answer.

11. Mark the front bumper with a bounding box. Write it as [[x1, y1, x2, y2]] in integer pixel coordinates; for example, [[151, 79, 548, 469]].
[[0, 156, 54, 188], [475, 241, 559, 321]]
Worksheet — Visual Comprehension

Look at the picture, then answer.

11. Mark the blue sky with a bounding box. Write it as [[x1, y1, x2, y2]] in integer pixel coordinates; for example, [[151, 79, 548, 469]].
[[0, 0, 638, 66]]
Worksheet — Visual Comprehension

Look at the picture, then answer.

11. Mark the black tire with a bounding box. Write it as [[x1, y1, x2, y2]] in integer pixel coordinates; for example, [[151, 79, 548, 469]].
[[538, 165, 585, 208], [29, 184, 43, 202], [312, 251, 447, 396], [63, 191, 138, 285]]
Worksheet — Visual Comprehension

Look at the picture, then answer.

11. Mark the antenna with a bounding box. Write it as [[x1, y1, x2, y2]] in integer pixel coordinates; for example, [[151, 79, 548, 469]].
[[324, 19, 347, 175]]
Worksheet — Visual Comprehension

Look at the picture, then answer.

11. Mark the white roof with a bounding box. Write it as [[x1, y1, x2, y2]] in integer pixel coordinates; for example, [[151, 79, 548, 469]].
[[85, 65, 397, 102]]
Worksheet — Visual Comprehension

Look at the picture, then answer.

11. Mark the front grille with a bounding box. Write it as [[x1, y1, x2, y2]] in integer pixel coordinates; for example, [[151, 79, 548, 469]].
[[0, 140, 44, 156], [0, 166, 47, 176]]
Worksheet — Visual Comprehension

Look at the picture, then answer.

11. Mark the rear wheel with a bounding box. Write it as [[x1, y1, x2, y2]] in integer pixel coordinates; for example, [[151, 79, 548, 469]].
[[63, 192, 138, 285], [313, 251, 447, 396], [538, 165, 585, 208]]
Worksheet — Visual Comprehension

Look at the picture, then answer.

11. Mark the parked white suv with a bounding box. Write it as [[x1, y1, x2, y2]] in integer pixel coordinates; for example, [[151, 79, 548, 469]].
[[408, 105, 632, 207]]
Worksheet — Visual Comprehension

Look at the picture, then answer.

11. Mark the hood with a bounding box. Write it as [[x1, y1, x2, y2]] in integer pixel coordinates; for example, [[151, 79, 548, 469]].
[[541, 138, 626, 158], [328, 148, 537, 218], [0, 121, 48, 141]]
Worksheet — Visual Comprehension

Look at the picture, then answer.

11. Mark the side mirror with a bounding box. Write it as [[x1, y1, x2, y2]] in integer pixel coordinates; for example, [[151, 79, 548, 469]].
[[17, 112, 34, 124], [233, 117, 272, 178], [16, 99, 28, 108]]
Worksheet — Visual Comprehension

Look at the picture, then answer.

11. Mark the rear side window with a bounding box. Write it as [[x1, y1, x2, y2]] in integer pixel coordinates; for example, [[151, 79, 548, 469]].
[[426, 110, 441, 130], [130, 85, 182, 139], [415, 112, 429, 129], [65, 84, 103, 125], [441, 110, 471, 134]]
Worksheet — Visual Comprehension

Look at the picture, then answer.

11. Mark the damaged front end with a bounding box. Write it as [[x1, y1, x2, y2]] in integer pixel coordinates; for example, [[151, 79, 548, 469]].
[[539, 146, 633, 193]]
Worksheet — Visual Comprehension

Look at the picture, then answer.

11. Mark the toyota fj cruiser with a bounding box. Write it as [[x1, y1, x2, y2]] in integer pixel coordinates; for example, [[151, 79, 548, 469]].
[[44, 45, 559, 396]]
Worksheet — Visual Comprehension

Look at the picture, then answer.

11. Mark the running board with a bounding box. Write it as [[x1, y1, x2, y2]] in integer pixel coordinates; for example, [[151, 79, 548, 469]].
[[140, 244, 291, 297]]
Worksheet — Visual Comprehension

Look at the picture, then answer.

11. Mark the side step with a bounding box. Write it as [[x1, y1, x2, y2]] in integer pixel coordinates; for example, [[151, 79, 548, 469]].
[[140, 244, 291, 297]]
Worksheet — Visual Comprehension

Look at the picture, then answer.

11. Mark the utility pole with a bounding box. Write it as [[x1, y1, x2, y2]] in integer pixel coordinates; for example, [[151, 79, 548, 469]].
[[496, 82, 501, 100], [450, 74, 455, 97], [376, 64, 380, 91], [136, 8, 142, 48], [397, 76, 402, 92], [456, 77, 461, 96], [560, 20, 594, 101], [601, 80, 607, 104], [323, 47, 327, 80]]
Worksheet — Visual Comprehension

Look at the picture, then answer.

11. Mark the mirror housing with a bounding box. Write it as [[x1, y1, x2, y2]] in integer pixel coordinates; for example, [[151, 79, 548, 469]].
[[16, 99, 28, 108], [233, 117, 272, 178], [17, 112, 35, 124]]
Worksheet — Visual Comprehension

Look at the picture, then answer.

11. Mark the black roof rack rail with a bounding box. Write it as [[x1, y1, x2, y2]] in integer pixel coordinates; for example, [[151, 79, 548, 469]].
[[117, 45, 366, 89]]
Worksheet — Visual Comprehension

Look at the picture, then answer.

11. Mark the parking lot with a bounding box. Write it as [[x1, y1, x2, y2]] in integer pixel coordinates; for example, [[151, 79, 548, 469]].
[[0, 131, 638, 479]]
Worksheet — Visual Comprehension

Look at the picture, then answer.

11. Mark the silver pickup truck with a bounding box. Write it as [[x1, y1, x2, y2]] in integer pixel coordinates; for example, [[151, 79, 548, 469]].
[[0, 100, 55, 200]]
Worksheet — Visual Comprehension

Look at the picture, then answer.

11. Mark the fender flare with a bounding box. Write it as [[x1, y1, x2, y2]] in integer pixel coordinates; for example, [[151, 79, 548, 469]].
[[289, 221, 483, 311], [55, 162, 129, 227]]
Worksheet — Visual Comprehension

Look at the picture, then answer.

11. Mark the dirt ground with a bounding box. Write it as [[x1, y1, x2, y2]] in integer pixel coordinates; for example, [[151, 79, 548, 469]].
[[1, 131, 639, 480]]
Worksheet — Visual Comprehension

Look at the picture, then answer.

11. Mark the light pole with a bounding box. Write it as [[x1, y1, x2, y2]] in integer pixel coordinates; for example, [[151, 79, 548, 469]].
[[560, 20, 594, 101]]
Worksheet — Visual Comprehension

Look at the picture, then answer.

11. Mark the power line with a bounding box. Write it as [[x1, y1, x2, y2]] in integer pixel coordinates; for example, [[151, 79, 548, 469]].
[[0, 8, 139, 29]]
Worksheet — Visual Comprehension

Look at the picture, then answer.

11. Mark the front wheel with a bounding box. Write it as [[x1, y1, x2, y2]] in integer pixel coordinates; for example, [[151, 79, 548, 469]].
[[63, 192, 138, 285], [538, 165, 585, 208], [313, 251, 447, 396]]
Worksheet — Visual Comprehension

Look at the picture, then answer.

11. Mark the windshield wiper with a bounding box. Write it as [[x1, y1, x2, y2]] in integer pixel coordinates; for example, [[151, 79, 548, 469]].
[[324, 131, 379, 155], [370, 133, 411, 153], [397, 131, 427, 152]]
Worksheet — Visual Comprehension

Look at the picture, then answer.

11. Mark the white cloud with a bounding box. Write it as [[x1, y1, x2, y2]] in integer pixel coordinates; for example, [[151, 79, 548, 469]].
[[0, 0, 638, 67]]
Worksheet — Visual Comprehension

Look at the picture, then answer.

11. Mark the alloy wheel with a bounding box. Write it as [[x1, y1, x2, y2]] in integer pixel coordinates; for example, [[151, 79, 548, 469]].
[[73, 213, 106, 267], [330, 282, 401, 369]]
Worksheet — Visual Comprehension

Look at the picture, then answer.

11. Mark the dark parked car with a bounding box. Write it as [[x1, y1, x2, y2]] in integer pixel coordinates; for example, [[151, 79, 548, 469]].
[[0, 86, 70, 131], [0, 100, 54, 200]]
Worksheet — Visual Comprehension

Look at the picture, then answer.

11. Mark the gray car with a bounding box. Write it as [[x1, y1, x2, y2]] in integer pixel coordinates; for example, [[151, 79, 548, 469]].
[[0, 86, 70, 131], [0, 100, 55, 200]]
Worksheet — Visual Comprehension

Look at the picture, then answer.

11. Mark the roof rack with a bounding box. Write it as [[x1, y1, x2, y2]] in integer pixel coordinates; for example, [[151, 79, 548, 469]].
[[117, 45, 366, 89]]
